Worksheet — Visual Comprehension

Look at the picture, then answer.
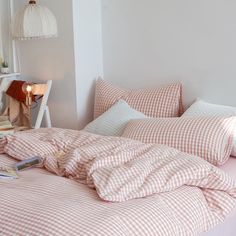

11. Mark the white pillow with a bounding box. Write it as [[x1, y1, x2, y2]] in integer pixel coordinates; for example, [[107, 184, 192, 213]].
[[182, 99, 236, 157], [83, 100, 147, 136], [183, 99, 236, 117]]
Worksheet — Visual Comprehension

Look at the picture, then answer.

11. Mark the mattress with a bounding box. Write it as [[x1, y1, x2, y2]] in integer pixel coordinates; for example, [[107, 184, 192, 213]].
[[201, 157, 236, 236]]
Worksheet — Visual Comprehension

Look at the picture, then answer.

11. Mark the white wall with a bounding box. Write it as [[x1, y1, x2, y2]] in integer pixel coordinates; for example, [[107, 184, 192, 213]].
[[3, 0, 236, 127], [13, 0, 78, 129], [11, 0, 103, 129], [0, 0, 12, 69], [101, 0, 236, 108], [2, 0, 103, 129], [73, 0, 103, 129]]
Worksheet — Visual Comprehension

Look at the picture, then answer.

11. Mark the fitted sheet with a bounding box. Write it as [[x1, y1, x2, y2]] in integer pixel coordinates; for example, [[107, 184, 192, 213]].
[[221, 157, 236, 180], [201, 157, 236, 236]]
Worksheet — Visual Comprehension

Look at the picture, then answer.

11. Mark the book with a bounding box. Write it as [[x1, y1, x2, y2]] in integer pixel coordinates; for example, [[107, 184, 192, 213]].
[[0, 116, 9, 122], [0, 116, 14, 138], [0, 119, 13, 128], [0, 128, 14, 138], [0, 166, 18, 179], [0, 157, 42, 180]]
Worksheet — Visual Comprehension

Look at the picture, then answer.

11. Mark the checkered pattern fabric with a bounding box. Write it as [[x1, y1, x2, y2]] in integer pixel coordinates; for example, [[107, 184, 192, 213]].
[[122, 117, 236, 166], [94, 79, 183, 119], [1, 128, 236, 236], [182, 99, 236, 157]]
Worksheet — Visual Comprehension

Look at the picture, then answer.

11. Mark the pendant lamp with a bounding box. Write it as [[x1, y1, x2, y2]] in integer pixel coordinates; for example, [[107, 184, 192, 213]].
[[12, 0, 58, 40]]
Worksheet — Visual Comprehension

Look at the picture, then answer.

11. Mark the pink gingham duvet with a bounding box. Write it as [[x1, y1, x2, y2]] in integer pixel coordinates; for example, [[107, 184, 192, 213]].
[[0, 128, 236, 236]]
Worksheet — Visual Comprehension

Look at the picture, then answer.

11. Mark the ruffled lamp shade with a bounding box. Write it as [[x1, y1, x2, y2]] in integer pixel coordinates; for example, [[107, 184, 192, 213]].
[[12, 0, 58, 40]]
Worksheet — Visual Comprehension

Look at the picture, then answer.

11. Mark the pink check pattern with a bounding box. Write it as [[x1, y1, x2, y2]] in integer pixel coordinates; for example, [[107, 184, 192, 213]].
[[94, 79, 183, 119], [122, 117, 236, 166], [0, 128, 236, 236]]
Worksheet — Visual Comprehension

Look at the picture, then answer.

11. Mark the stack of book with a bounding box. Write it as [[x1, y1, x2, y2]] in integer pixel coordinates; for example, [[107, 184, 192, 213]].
[[0, 116, 14, 138]]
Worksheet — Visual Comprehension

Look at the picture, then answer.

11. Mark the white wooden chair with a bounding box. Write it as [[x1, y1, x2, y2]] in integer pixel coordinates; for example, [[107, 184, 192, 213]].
[[32, 80, 52, 129]]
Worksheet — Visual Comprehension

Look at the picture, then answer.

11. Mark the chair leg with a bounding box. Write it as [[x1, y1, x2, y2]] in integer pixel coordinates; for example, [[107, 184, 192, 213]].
[[44, 106, 52, 128]]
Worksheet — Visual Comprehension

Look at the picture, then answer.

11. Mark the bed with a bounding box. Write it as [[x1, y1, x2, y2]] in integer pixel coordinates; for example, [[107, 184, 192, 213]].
[[0, 128, 236, 236], [1, 81, 236, 236]]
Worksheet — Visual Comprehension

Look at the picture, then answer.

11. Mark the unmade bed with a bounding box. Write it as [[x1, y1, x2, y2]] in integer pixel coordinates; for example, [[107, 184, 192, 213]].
[[0, 128, 236, 236]]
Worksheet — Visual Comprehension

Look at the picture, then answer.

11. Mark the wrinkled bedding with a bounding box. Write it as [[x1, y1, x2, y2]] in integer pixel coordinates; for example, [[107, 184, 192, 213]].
[[0, 128, 236, 236]]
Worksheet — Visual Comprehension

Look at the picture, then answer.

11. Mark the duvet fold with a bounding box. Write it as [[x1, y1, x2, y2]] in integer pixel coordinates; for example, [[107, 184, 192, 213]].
[[1, 128, 236, 222]]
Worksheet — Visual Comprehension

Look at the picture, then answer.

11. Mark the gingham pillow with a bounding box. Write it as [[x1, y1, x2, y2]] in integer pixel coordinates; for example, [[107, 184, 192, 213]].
[[182, 99, 236, 157], [122, 117, 236, 166], [84, 100, 147, 136], [94, 79, 183, 119]]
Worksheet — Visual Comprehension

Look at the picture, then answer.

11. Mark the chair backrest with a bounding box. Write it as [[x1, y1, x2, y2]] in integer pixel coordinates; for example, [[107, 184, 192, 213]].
[[33, 80, 52, 129]]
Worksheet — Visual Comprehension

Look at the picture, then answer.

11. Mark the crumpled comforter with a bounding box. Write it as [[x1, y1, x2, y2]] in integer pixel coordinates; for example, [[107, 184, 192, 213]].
[[1, 128, 236, 236]]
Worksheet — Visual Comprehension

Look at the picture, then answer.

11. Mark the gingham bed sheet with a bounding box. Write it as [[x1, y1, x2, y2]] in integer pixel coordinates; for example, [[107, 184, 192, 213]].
[[1, 128, 236, 236]]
